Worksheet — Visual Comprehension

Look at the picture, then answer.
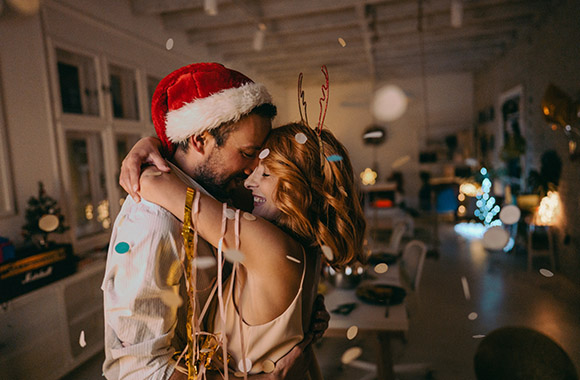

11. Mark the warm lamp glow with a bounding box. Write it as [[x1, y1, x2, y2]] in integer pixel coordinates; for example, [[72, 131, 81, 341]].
[[360, 168, 378, 185], [534, 191, 561, 226], [460, 182, 481, 197]]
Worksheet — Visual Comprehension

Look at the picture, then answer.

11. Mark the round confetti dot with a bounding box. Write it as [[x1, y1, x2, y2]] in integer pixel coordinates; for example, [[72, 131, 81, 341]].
[[165, 38, 174, 50], [262, 359, 275, 373], [38, 214, 59, 232], [468, 312, 478, 320], [539, 268, 554, 277], [346, 325, 358, 340], [243, 212, 256, 221], [79, 330, 87, 348], [259, 148, 270, 159], [225, 208, 236, 220], [115, 242, 130, 254], [295, 133, 308, 144], [193, 256, 216, 269], [224, 249, 245, 263], [321, 245, 334, 261], [374, 263, 389, 274], [160, 291, 183, 307], [341, 346, 362, 364], [326, 154, 343, 162], [238, 358, 253, 373], [338, 37, 347, 47]]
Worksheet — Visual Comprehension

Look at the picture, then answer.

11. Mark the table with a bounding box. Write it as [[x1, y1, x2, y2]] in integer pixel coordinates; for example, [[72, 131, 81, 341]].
[[324, 283, 409, 380]]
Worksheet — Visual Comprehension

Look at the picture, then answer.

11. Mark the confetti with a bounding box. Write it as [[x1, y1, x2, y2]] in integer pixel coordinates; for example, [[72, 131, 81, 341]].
[[225, 208, 236, 220], [160, 290, 183, 307], [79, 330, 87, 347], [392, 155, 411, 169], [374, 263, 388, 274], [286, 255, 301, 264], [295, 133, 308, 144], [259, 148, 270, 159], [321, 245, 334, 261], [327, 154, 343, 162], [346, 325, 358, 340], [472, 334, 486, 339], [262, 359, 275, 373], [193, 256, 216, 269], [38, 214, 59, 232], [461, 276, 471, 300], [341, 346, 363, 364], [338, 37, 347, 47], [468, 312, 478, 320], [224, 249, 245, 263], [165, 38, 174, 50], [142, 170, 163, 177], [115, 242, 130, 254], [242, 212, 256, 221], [539, 268, 554, 277], [238, 358, 253, 373]]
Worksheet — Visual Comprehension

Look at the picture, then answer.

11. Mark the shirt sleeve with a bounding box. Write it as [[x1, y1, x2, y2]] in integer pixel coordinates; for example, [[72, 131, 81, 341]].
[[102, 199, 184, 380]]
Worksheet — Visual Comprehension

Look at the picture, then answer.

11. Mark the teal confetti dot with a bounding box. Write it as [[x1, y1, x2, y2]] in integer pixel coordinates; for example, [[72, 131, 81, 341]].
[[115, 242, 130, 254], [327, 155, 343, 162]]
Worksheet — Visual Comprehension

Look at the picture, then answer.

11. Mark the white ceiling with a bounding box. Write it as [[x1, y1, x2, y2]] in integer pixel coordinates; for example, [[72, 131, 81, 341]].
[[130, 0, 562, 85]]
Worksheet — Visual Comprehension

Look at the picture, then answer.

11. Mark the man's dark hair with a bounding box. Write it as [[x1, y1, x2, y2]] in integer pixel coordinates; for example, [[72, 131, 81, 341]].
[[177, 103, 277, 151]]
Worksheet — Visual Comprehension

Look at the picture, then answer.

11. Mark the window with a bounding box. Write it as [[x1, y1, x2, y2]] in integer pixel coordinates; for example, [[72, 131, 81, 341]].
[[146, 76, 161, 121], [66, 131, 110, 239], [50, 44, 152, 252], [56, 48, 100, 116], [109, 64, 139, 120]]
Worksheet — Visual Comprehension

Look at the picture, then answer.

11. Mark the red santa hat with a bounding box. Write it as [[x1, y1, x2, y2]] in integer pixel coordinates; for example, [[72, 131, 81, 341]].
[[152, 62, 273, 154]]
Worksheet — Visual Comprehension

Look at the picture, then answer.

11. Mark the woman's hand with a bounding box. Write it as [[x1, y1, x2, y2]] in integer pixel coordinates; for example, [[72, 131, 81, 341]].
[[120, 136, 170, 202]]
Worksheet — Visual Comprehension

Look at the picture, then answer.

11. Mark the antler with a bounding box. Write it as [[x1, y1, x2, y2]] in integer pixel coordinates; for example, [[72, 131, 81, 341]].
[[317, 65, 329, 135], [297, 72, 308, 126]]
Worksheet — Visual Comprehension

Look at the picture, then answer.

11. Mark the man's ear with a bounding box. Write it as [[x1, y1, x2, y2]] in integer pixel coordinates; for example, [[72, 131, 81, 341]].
[[190, 134, 206, 154]]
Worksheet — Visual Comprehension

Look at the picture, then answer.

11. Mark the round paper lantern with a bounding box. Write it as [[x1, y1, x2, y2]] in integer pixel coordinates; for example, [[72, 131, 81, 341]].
[[372, 85, 408, 122]]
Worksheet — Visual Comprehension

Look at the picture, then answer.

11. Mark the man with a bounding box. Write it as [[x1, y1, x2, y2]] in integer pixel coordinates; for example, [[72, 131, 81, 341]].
[[103, 63, 327, 380]]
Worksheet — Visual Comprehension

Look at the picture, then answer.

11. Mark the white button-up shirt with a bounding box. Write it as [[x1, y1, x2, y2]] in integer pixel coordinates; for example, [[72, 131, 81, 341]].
[[102, 163, 215, 380]]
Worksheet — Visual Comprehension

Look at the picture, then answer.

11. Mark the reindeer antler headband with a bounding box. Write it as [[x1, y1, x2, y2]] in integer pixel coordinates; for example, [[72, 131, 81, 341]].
[[297, 65, 330, 169]]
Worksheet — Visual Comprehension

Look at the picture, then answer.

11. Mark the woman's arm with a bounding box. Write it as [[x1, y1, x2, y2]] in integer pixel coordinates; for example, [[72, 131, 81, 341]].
[[139, 167, 302, 293], [120, 136, 170, 202]]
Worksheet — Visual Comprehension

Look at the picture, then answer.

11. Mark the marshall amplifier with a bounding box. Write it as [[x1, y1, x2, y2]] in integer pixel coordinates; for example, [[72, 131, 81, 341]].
[[0, 244, 76, 303]]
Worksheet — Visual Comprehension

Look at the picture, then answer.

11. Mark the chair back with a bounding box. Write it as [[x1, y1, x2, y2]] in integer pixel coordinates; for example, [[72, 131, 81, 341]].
[[474, 326, 578, 380], [388, 222, 407, 253], [400, 240, 427, 291]]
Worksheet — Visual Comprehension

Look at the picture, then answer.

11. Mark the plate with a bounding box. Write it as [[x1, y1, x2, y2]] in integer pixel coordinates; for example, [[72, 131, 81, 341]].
[[355, 283, 406, 305]]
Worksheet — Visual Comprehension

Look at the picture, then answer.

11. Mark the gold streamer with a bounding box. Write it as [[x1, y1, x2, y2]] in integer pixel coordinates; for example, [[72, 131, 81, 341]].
[[183, 187, 197, 379]]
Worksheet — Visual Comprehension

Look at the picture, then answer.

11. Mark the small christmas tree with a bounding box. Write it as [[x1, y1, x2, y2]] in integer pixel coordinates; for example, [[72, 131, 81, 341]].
[[22, 182, 69, 247], [474, 167, 501, 227]]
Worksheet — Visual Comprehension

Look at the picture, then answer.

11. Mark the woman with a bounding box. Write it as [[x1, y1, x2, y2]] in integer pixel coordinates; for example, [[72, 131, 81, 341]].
[[138, 122, 366, 377]]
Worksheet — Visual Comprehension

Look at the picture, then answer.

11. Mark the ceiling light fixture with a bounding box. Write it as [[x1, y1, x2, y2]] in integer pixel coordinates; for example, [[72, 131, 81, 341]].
[[204, 0, 218, 16]]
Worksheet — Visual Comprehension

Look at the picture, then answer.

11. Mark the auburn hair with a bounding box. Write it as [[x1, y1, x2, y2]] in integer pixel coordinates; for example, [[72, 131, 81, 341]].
[[261, 122, 366, 268]]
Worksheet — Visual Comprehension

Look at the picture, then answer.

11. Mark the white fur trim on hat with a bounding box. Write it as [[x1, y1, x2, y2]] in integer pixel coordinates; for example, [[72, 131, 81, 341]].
[[165, 82, 272, 143]]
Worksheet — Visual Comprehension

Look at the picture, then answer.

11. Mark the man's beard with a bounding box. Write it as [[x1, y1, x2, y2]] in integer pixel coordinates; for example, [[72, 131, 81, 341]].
[[192, 152, 245, 202]]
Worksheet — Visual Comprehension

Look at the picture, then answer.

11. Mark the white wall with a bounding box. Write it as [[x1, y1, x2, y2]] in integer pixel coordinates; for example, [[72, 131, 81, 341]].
[[284, 72, 474, 209]]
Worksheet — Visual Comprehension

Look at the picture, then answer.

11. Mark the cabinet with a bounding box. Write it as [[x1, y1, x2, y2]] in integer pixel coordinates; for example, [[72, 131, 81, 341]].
[[0, 259, 105, 380]]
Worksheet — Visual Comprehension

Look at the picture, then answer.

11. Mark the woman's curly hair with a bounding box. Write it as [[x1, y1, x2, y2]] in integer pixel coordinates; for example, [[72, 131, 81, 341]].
[[261, 122, 366, 269]]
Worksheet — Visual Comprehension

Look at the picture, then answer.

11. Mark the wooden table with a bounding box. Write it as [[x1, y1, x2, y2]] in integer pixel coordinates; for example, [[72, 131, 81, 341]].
[[324, 283, 409, 380]]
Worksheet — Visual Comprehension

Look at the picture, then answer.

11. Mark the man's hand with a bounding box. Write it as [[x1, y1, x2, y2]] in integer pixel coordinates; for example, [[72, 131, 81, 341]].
[[310, 294, 330, 341], [119, 136, 170, 202], [268, 335, 314, 380]]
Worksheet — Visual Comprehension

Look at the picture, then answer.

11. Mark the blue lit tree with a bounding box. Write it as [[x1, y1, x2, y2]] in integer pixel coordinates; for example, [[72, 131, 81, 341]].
[[474, 167, 501, 226]]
